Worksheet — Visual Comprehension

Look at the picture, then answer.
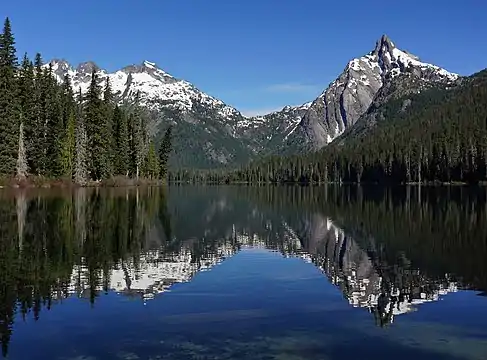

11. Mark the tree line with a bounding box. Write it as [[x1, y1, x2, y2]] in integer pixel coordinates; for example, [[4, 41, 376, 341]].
[[172, 68, 487, 185], [0, 18, 172, 185]]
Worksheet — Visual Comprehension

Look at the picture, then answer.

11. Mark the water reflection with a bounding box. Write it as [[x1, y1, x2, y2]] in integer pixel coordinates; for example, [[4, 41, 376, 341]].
[[0, 185, 486, 358]]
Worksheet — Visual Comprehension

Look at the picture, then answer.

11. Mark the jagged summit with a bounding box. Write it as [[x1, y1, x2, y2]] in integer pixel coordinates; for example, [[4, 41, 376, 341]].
[[295, 35, 460, 150], [76, 61, 99, 73], [373, 34, 395, 54]]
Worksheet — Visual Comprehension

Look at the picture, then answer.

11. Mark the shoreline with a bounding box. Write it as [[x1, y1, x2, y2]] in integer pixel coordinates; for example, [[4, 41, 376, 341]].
[[0, 176, 166, 189]]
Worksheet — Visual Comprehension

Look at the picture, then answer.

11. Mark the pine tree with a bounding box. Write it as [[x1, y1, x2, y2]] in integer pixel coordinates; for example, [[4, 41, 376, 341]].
[[61, 112, 76, 178], [61, 74, 75, 130], [113, 105, 129, 176], [128, 93, 147, 179], [31, 53, 44, 175], [0, 17, 19, 176], [74, 88, 88, 185], [158, 125, 173, 179], [145, 141, 159, 179], [17, 53, 35, 178], [102, 78, 114, 176], [43, 64, 63, 177], [84, 69, 106, 180], [16, 121, 27, 179], [60, 74, 76, 178]]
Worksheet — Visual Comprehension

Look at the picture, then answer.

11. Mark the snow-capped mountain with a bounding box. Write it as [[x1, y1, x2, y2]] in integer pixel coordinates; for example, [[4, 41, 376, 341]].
[[47, 59, 256, 168], [50, 59, 241, 118], [47, 35, 461, 166], [290, 35, 460, 150]]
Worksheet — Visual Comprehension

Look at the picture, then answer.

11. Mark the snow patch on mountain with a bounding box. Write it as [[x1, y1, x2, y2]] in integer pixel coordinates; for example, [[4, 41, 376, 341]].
[[47, 59, 244, 122]]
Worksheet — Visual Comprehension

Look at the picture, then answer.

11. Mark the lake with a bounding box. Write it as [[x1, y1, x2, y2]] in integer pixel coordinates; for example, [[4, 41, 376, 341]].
[[0, 185, 486, 360]]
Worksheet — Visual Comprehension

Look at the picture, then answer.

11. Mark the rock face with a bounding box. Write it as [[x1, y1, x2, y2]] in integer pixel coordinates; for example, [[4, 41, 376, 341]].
[[292, 35, 459, 150]]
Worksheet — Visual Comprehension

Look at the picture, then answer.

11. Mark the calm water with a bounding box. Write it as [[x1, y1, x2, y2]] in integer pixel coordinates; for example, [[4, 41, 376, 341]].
[[0, 185, 487, 360]]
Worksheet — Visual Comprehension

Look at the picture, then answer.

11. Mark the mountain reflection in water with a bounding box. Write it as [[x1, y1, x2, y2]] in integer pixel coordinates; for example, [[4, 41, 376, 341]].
[[0, 185, 486, 359]]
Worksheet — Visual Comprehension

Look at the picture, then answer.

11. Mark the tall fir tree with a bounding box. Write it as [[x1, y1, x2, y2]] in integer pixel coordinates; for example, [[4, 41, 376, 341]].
[[128, 93, 147, 179], [74, 88, 88, 185], [17, 53, 35, 178], [84, 69, 106, 180], [43, 64, 63, 177], [0, 17, 19, 176], [145, 141, 159, 179], [60, 74, 76, 177], [158, 125, 173, 179], [31, 52, 44, 175], [102, 78, 114, 176], [113, 105, 129, 176]]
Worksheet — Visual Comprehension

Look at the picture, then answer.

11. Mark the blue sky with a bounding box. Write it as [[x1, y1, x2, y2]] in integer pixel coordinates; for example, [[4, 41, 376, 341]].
[[2, 0, 486, 116]]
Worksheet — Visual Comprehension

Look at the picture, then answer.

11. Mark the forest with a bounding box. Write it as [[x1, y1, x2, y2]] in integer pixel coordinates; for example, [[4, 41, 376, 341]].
[[0, 18, 172, 186], [169, 69, 487, 185]]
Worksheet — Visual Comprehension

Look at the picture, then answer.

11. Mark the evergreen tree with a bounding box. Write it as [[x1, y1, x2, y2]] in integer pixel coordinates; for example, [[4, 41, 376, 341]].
[[74, 88, 88, 185], [61, 112, 76, 178], [17, 53, 35, 178], [31, 53, 44, 175], [145, 141, 159, 179], [0, 17, 19, 176], [84, 69, 107, 180], [113, 105, 129, 176], [102, 78, 114, 176], [43, 64, 63, 177], [60, 74, 76, 178], [158, 125, 173, 179], [128, 93, 147, 179], [16, 121, 27, 179]]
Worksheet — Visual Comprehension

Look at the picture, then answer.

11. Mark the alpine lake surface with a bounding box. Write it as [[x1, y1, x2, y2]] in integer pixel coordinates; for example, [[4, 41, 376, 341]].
[[0, 185, 486, 360]]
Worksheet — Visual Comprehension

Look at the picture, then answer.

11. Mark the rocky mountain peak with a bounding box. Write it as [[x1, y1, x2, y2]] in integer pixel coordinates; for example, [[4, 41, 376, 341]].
[[372, 34, 395, 56], [76, 61, 100, 74], [294, 35, 460, 151]]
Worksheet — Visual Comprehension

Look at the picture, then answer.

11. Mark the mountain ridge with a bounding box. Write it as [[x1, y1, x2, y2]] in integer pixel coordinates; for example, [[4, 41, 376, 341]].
[[46, 34, 461, 168]]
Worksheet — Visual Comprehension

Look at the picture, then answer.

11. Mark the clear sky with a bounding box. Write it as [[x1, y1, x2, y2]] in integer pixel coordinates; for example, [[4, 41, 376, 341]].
[[1, 0, 486, 116]]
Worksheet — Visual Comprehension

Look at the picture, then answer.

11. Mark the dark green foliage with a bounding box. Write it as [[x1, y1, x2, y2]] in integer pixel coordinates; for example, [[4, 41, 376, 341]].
[[158, 125, 172, 179], [113, 105, 129, 176], [185, 69, 487, 185], [0, 17, 19, 176], [84, 69, 107, 180], [43, 64, 64, 177], [0, 18, 170, 183]]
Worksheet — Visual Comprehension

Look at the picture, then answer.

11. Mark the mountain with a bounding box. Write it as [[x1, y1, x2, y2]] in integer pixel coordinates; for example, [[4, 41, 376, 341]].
[[48, 35, 460, 168], [47, 59, 256, 169], [282, 35, 460, 151]]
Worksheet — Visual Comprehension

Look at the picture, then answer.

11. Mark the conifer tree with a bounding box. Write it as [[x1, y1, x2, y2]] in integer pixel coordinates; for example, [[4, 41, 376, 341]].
[[113, 105, 129, 176], [145, 141, 159, 179], [84, 69, 106, 180], [102, 78, 114, 176], [60, 74, 76, 177], [17, 53, 35, 178], [128, 93, 147, 179], [74, 88, 88, 185], [158, 125, 173, 179], [44, 64, 63, 177], [31, 53, 44, 175], [61, 112, 76, 178], [0, 17, 19, 176]]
